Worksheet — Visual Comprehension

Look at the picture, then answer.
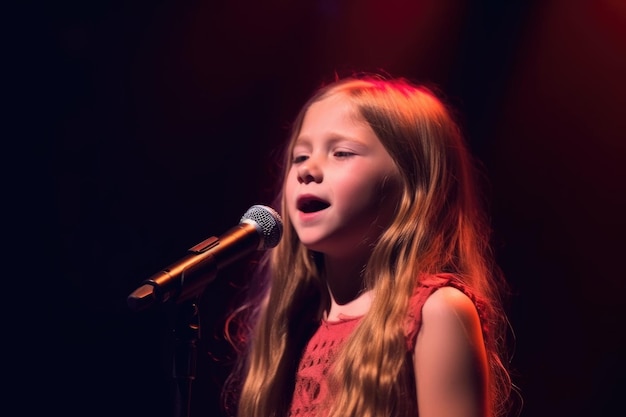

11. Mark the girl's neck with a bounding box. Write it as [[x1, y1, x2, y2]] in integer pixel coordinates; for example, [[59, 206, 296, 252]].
[[323, 253, 373, 321], [325, 289, 373, 322]]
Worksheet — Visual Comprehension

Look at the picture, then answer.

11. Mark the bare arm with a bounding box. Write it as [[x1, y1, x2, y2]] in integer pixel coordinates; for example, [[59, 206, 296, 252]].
[[413, 286, 490, 417]]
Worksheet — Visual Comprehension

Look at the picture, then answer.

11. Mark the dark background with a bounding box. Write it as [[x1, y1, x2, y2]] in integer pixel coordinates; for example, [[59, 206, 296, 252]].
[[20, 0, 626, 416]]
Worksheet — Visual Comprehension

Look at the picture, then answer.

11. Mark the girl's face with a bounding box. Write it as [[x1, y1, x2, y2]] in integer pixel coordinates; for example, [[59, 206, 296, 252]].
[[285, 94, 401, 259]]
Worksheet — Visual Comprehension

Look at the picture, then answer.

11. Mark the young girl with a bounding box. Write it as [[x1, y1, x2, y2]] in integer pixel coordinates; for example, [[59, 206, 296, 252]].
[[222, 74, 514, 417]]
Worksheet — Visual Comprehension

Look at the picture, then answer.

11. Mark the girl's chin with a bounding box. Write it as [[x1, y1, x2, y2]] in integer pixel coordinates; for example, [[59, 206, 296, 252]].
[[296, 234, 334, 253]]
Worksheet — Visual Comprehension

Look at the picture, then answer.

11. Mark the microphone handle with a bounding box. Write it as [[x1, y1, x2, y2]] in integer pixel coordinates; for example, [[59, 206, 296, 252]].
[[128, 222, 260, 311]]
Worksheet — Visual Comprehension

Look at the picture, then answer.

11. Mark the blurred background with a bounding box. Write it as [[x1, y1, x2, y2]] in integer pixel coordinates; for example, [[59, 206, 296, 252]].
[[21, 0, 626, 416]]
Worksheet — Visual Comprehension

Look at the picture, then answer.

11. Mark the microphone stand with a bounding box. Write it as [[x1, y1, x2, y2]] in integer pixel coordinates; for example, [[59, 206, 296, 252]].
[[168, 299, 200, 417]]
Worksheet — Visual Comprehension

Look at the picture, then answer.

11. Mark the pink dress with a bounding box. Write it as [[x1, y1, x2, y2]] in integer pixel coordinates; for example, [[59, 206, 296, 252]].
[[287, 273, 487, 416]]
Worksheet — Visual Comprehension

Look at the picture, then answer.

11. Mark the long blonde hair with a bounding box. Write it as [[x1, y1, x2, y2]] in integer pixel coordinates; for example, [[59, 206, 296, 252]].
[[225, 75, 513, 417]]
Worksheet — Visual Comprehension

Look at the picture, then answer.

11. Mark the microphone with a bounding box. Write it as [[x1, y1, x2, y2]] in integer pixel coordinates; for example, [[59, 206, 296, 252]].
[[127, 205, 283, 311]]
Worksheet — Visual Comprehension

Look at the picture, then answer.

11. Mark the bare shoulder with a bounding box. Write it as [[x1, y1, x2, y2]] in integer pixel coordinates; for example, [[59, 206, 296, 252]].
[[421, 286, 480, 328], [414, 286, 489, 417]]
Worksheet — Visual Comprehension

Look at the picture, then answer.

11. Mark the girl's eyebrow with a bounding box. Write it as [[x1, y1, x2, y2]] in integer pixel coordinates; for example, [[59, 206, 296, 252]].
[[292, 136, 310, 146], [294, 133, 366, 147]]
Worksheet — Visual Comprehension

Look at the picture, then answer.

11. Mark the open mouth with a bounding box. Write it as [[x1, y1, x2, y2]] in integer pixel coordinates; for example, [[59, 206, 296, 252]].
[[297, 196, 330, 213]]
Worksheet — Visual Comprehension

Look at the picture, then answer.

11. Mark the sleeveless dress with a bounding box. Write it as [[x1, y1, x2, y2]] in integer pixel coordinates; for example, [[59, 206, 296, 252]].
[[287, 273, 487, 416]]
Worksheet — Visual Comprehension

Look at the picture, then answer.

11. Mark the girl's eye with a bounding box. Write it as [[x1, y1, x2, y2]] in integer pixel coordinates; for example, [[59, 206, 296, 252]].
[[292, 155, 308, 164], [334, 151, 354, 158]]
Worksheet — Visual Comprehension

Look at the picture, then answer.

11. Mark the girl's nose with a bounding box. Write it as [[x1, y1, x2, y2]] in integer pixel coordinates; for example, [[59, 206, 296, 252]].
[[297, 159, 323, 184]]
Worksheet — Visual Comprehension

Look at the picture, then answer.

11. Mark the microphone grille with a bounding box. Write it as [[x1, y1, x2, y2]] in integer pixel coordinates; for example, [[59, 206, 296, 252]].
[[241, 205, 283, 250]]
